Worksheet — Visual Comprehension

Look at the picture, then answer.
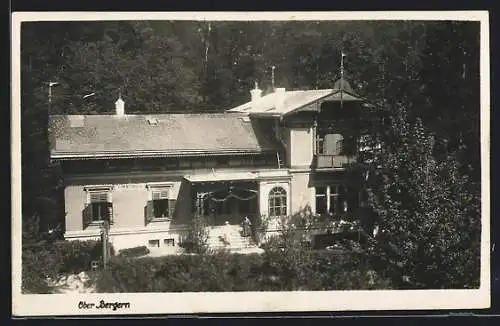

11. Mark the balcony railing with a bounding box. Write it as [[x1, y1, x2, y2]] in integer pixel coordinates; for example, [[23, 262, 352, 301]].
[[315, 154, 356, 169]]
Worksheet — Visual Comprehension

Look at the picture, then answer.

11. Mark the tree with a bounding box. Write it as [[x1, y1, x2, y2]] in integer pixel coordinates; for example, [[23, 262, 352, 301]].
[[364, 105, 480, 289], [419, 21, 481, 180], [19, 20, 481, 247]]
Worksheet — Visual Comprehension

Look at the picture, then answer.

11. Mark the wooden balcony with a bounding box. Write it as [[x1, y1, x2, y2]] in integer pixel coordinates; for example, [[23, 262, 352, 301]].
[[315, 154, 356, 169]]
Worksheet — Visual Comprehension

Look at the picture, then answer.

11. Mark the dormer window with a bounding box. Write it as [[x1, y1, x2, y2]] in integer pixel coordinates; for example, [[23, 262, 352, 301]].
[[146, 117, 159, 126]]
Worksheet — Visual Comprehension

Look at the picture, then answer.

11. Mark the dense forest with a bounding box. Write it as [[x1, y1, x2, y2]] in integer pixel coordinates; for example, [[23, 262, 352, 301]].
[[20, 20, 481, 244]]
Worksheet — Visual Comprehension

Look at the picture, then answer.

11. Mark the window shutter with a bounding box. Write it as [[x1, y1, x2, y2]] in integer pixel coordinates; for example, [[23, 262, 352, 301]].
[[168, 199, 176, 218], [152, 188, 169, 200], [82, 204, 92, 229], [90, 192, 108, 202], [107, 202, 114, 224], [145, 200, 154, 225]]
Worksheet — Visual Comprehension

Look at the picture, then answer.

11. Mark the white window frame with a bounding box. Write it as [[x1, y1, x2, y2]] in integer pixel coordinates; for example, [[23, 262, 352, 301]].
[[84, 186, 113, 226], [313, 184, 349, 216], [268, 186, 287, 218], [147, 183, 173, 221]]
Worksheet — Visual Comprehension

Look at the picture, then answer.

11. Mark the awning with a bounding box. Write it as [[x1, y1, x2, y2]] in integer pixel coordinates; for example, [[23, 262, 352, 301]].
[[184, 169, 291, 183], [184, 171, 258, 183]]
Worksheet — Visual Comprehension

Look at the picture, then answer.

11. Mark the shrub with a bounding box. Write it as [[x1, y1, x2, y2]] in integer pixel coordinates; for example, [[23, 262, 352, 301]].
[[21, 247, 57, 294], [259, 212, 392, 291], [179, 215, 209, 254], [250, 214, 269, 245], [95, 249, 393, 293], [96, 252, 265, 293], [118, 246, 150, 258], [21, 239, 115, 294]]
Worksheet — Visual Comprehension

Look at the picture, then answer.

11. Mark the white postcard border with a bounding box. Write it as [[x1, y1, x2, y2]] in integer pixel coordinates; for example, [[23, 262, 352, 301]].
[[11, 11, 491, 316]]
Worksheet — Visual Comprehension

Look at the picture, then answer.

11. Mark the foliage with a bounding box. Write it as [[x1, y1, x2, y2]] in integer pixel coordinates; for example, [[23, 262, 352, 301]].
[[249, 214, 269, 245], [258, 206, 368, 290], [118, 246, 150, 258], [22, 239, 115, 293], [179, 215, 209, 254], [96, 252, 264, 292], [364, 106, 481, 289], [95, 250, 392, 293], [419, 21, 480, 180], [20, 20, 481, 247], [20, 22, 481, 290], [260, 206, 364, 249]]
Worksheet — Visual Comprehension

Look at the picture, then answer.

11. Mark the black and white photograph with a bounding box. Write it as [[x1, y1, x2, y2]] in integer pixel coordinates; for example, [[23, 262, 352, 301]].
[[11, 11, 490, 316]]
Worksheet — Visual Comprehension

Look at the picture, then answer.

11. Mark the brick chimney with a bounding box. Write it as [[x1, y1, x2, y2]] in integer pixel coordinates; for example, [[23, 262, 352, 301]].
[[275, 87, 286, 110], [115, 95, 125, 116]]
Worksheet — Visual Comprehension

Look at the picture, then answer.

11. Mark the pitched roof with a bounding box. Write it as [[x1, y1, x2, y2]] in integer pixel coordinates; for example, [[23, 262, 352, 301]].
[[48, 113, 279, 159], [227, 79, 363, 116]]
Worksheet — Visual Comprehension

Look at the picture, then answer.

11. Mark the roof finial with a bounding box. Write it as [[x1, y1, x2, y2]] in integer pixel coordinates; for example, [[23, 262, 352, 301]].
[[340, 51, 346, 108], [271, 65, 276, 91]]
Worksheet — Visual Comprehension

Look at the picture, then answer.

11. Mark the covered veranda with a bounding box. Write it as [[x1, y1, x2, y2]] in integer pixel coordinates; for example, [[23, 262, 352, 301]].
[[184, 172, 260, 226]]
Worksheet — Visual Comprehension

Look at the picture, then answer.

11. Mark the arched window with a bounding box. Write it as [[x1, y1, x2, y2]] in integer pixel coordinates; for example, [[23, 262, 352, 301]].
[[268, 187, 287, 217]]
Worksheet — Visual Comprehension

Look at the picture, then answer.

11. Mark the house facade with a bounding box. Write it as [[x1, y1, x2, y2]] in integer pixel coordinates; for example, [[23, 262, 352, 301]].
[[48, 78, 373, 252]]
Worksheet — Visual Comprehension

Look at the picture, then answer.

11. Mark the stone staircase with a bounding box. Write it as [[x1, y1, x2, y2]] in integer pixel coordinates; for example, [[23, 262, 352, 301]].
[[207, 225, 257, 252]]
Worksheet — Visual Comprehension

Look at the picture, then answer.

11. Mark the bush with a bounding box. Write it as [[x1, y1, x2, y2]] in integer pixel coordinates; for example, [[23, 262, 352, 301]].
[[22, 239, 115, 294], [96, 252, 264, 293], [118, 246, 150, 258], [179, 215, 209, 254], [95, 249, 393, 293], [249, 214, 269, 245]]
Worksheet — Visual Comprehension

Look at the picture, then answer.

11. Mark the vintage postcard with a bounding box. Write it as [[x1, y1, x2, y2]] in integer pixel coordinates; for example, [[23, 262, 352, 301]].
[[11, 11, 490, 316]]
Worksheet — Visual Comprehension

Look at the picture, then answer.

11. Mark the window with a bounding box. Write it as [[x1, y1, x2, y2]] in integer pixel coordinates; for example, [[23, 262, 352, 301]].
[[164, 239, 175, 247], [83, 188, 113, 229], [194, 192, 211, 216], [338, 185, 347, 213], [148, 239, 160, 248], [314, 185, 350, 216], [268, 187, 287, 217], [315, 186, 327, 214], [322, 134, 344, 155], [152, 188, 170, 218], [329, 185, 339, 214], [335, 139, 344, 155], [90, 192, 110, 221], [317, 137, 325, 154], [330, 185, 348, 215], [145, 185, 175, 224], [146, 117, 159, 125]]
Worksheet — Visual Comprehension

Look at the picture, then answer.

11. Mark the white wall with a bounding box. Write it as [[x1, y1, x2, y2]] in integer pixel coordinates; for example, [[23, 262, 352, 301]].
[[258, 180, 290, 231], [289, 127, 314, 167]]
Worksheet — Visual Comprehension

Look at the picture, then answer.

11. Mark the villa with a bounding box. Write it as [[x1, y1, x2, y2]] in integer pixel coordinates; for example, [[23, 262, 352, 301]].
[[48, 77, 375, 252]]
